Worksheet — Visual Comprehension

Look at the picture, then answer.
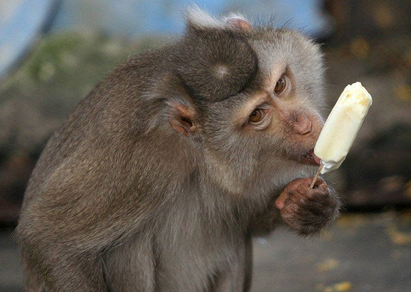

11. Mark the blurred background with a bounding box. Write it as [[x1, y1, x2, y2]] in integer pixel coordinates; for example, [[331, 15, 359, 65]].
[[0, 0, 410, 291]]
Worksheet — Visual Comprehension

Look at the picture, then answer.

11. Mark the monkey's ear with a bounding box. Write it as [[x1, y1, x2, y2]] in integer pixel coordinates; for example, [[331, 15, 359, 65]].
[[223, 14, 252, 31], [168, 101, 197, 136], [161, 74, 198, 136], [186, 6, 252, 32]]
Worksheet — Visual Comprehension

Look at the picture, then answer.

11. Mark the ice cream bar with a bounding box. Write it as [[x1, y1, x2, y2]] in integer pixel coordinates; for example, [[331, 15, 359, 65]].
[[314, 82, 372, 174]]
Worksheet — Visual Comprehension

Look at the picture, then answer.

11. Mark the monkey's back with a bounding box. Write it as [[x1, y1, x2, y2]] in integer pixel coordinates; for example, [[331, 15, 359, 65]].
[[22, 44, 176, 207]]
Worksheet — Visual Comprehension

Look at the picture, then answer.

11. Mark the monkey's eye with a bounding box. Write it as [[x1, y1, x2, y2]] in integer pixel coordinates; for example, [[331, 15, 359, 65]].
[[274, 76, 287, 95], [249, 108, 266, 124]]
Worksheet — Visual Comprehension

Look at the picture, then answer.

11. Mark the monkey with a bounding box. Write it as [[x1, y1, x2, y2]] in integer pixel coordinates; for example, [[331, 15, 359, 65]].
[[16, 8, 340, 292]]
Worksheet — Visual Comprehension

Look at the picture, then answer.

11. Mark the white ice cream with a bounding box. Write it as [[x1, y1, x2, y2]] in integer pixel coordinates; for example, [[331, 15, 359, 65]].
[[314, 82, 372, 174]]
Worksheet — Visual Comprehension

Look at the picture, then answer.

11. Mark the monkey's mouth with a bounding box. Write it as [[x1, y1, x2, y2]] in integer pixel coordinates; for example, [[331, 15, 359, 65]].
[[301, 150, 321, 166]]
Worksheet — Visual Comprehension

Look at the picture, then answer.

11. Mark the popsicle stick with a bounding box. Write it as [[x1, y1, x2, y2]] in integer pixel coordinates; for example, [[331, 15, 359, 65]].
[[310, 163, 324, 189]]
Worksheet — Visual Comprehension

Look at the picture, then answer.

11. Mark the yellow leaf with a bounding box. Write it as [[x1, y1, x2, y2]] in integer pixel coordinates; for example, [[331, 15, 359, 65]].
[[394, 85, 411, 102], [317, 258, 340, 272], [334, 282, 353, 291], [350, 37, 369, 59], [323, 281, 353, 292], [373, 3, 393, 29]]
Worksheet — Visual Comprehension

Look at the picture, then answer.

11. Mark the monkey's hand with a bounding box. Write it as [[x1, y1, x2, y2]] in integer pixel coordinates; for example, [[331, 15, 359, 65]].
[[275, 178, 340, 236]]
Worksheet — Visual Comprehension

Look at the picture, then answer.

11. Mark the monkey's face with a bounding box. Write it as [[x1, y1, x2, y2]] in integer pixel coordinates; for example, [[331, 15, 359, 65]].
[[199, 72, 323, 193], [169, 11, 325, 193], [244, 29, 325, 167]]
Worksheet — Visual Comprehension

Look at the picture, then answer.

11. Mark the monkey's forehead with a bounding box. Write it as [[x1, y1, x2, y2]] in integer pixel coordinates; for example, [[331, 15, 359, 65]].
[[247, 28, 323, 72]]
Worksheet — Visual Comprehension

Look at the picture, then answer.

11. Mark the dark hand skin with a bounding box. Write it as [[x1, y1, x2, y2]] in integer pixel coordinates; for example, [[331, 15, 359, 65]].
[[275, 178, 340, 236]]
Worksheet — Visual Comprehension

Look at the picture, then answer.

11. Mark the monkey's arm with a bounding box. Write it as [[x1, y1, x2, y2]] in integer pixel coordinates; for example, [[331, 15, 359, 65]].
[[248, 198, 283, 237], [17, 155, 162, 292], [249, 178, 340, 237]]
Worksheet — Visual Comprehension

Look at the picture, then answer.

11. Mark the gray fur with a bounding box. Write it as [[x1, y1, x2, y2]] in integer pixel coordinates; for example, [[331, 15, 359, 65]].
[[16, 9, 340, 292]]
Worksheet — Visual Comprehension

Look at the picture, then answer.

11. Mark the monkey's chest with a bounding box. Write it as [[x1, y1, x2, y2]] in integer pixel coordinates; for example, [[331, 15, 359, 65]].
[[154, 224, 247, 292]]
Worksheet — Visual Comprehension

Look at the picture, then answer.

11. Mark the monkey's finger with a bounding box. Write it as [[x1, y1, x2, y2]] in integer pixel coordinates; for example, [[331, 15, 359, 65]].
[[310, 177, 327, 189], [285, 191, 307, 206], [275, 192, 289, 210], [284, 178, 308, 192], [282, 200, 299, 216]]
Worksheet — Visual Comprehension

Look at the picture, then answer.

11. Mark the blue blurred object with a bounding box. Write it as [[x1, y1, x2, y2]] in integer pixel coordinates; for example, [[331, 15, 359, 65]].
[[0, 0, 332, 81], [0, 0, 60, 80], [50, 0, 332, 38], [50, 0, 227, 37]]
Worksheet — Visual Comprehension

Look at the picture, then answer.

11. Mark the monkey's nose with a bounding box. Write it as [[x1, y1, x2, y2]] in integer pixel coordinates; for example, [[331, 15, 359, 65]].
[[293, 113, 312, 135]]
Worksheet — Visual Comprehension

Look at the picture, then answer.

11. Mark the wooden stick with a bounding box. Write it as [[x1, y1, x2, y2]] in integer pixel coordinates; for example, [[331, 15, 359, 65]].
[[310, 163, 324, 189]]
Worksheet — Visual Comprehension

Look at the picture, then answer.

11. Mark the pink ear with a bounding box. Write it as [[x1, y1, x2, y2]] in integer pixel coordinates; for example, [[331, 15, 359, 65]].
[[169, 103, 197, 136], [225, 17, 252, 31]]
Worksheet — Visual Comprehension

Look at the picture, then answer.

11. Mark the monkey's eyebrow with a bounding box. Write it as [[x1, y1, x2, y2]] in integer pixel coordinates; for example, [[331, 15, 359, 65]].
[[279, 66, 288, 77], [265, 63, 288, 91], [261, 73, 285, 96], [241, 91, 272, 114], [274, 65, 288, 81]]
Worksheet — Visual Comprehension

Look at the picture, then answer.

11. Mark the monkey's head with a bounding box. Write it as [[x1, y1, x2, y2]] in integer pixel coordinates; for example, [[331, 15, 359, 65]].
[[154, 9, 325, 197]]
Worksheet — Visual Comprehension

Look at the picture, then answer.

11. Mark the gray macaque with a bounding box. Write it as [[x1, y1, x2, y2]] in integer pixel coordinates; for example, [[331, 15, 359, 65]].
[[16, 8, 340, 292]]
